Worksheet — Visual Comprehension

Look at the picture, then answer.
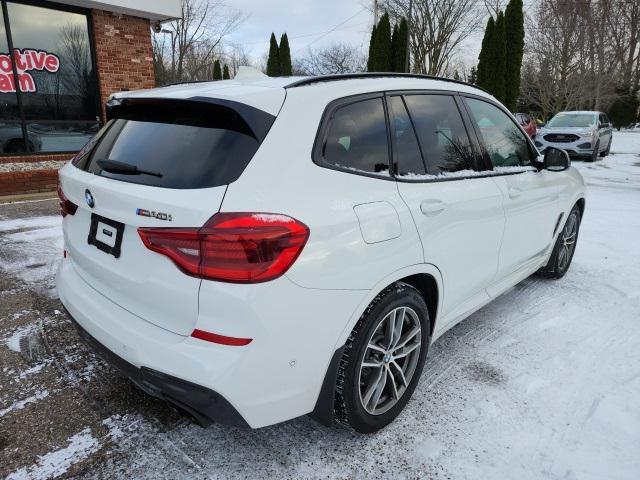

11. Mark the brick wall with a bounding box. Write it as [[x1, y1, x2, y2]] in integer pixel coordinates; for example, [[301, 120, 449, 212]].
[[91, 9, 156, 119], [0, 170, 59, 197]]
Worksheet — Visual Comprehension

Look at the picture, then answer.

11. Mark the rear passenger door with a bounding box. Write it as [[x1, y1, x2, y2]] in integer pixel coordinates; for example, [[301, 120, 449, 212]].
[[389, 93, 505, 326], [462, 96, 561, 284]]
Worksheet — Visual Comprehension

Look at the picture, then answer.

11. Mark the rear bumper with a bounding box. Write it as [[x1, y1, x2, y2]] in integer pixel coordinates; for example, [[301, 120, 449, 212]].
[[57, 256, 366, 428], [69, 310, 248, 427]]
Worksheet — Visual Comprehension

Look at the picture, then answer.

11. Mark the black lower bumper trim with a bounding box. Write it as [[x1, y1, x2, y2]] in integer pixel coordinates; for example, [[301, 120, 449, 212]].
[[66, 309, 250, 428]]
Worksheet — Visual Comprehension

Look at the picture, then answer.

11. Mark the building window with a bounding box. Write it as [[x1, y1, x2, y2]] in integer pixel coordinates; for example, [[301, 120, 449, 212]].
[[0, 1, 100, 155]]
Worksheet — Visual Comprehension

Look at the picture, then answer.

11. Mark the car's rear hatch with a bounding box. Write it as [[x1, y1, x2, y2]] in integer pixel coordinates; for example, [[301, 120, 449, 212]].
[[58, 95, 280, 335]]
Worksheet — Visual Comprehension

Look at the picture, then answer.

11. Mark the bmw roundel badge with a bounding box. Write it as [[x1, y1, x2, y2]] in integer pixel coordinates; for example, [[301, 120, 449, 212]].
[[85, 189, 95, 208]]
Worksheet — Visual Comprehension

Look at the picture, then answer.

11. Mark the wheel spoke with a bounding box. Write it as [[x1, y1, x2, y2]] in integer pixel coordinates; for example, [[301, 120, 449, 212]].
[[367, 342, 386, 354], [394, 341, 420, 359], [384, 310, 396, 349], [391, 307, 405, 348], [558, 244, 566, 266], [387, 366, 400, 399], [394, 326, 421, 352], [362, 366, 385, 409], [390, 360, 408, 387], [370, 368, 388, 410], [362, 360, 383, 368]]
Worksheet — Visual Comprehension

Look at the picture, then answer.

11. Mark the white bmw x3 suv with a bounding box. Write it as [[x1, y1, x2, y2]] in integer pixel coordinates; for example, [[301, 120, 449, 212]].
[[57, 70, 586, 433]]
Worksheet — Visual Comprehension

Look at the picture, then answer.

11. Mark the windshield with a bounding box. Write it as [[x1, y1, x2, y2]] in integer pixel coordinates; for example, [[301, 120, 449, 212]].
[[547, 113, 596, 128]]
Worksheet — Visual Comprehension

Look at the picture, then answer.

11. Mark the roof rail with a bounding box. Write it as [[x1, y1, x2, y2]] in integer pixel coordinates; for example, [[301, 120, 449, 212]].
[[163, 79, 213, 88], [284, 73, 490, 94]]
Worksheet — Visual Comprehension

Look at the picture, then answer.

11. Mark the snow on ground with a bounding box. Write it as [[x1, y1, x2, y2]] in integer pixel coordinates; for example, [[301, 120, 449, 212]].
[[0, 132, 639, 479], [0, 215, 62, 296], [6, 428, 100, 480]]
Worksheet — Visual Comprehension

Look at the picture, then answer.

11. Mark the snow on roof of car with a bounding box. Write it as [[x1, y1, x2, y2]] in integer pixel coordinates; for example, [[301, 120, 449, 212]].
[[110, 68, 494, 115]]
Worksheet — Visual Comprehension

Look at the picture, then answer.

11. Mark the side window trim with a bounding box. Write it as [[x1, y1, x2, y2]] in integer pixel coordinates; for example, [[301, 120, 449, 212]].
[[452, 94, 490, 172], [401, 92, 482, 179], [460, 94, 539, 172], [384, 93, 428, 176], [311, 92, 395, 182], [456, 94, 493, 171], [385, 90, 505, 183]]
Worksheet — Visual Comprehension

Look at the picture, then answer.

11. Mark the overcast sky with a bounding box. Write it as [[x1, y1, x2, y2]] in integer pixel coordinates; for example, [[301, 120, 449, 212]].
[[227, 0, 537, 71], [228, 0, 373, 62]]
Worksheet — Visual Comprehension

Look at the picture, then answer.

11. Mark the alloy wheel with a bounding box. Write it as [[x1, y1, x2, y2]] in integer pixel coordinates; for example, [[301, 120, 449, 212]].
[[558, 211, 578, 271], [358, 306, 422, 415]]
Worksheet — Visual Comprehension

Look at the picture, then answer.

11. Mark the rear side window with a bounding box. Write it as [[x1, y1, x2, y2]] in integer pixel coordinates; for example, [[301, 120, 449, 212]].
[[465, 97, 532, 168], [82, 100, 269, 189], [388, 95, 426, 176], [404, 94, 476, 175], [319, 98, 390, 177]]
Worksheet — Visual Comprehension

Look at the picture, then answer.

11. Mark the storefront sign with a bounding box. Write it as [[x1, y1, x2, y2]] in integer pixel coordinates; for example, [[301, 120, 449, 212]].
[[0, 49, 60, 93]]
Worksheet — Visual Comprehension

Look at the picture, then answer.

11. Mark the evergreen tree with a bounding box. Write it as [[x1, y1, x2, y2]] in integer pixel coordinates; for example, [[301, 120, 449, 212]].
[[505, 0, 525, 111], [266, 33, 280, 77], [608, 86, 640, 128], [453, 70, 461, 81], [372, 13, 392, 72], [395, 18, 408, 72], [476, 16, 495, 91], [391, 24, 401, 73], [213, 60, 222, 80], [223, 64, 230, 80], [279, 33, 292, 76], [492, 11, 507, 103], [367, 24, 377, 72]]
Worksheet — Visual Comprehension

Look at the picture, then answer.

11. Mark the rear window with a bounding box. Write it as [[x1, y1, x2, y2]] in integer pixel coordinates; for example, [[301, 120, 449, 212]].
[[79, 99, 272, 189]]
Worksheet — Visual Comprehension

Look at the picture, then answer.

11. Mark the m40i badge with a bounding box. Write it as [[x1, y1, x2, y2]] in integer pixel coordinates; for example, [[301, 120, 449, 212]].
[[136, 208, 173, 222]]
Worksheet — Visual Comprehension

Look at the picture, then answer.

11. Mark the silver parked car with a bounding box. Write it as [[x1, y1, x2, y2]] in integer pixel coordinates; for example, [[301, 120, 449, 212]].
[[535, 111, 613, 162]]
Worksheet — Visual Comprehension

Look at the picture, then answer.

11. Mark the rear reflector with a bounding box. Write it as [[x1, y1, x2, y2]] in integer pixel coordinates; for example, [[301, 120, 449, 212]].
[[57, 179, 78, 217], [138, 212, 309, 283], [191, 329, 252, 346]]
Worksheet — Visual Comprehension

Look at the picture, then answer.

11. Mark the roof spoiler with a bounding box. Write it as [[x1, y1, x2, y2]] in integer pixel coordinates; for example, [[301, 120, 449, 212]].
[[105, 96, 276, 143]]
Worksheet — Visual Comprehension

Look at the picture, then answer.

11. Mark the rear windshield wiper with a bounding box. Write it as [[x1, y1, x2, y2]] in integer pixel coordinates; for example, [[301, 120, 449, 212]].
[[97, 159, 163, 178]]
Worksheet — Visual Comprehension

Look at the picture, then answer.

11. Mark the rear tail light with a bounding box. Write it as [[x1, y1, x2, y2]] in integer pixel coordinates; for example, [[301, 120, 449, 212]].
[[57, 179, 78, 217], [138, 213, 309, 283]]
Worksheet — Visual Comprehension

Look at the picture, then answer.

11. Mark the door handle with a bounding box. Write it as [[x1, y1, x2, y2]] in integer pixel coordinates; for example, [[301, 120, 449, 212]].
[[420, 199, 446, 216], [508, 187, 523, 199]]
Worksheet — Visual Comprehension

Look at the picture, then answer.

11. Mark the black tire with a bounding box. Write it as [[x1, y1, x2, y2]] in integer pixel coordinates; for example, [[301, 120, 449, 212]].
[[600, 138, 611, 157], [537, 205, 581, 279], [586, 141, 599, 162], [334, 282, 430, 433]]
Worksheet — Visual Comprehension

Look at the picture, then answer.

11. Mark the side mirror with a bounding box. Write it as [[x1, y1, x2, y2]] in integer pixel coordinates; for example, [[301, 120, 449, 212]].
[[543, 147, 570, 172]]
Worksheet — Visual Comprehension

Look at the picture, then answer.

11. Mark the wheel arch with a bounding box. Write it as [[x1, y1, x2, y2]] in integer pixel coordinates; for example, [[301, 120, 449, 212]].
[[575, 197, 585, 218], [338, 264, 443, 347], [309, 264, 443, 426]]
